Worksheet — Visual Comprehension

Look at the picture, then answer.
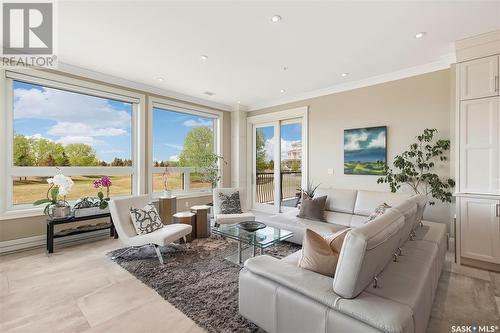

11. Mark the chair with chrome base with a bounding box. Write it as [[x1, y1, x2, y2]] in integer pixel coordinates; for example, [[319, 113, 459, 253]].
[[109, 195, 192, 264]]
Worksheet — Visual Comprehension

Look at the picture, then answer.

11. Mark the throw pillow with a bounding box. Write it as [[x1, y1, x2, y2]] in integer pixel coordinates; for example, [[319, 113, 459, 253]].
[[325, 228, 351, 253], [219, 191, 243, 214], [297, 195, 327, 221], [298, 229, 348, 277], [366, 203, 391, 222], [129, 203, 164, 235]]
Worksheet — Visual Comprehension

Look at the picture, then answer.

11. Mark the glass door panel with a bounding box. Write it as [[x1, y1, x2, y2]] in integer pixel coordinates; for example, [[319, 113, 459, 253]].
[[280, 122, 302, 209], [254, 125, 275, 208]]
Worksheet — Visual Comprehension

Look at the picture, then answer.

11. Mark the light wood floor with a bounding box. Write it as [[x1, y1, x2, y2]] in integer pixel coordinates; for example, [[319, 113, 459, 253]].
[[1, 236, 499, 332], [0, 237, 204, 333]]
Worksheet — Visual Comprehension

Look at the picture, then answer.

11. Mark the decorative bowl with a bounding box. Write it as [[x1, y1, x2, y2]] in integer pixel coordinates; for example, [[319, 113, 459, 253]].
[[237, 221, 266, 233]]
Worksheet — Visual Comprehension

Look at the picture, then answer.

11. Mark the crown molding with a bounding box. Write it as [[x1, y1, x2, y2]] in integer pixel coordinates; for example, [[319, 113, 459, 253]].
[[56, 62, 233, 112], [248, 54, 456, 111]]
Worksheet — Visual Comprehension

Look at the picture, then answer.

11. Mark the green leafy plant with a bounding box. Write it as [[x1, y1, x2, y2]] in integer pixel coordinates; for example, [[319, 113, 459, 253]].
[[199, 153, 227, 188], [377, 128, 455, 205], [299, 181, 321, 199]]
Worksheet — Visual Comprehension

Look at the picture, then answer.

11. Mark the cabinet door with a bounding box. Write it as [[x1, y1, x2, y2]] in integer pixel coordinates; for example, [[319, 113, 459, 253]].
[[460, 197, 500, 264], [459, 97, 499, 194], [460, 55, 499, 100]]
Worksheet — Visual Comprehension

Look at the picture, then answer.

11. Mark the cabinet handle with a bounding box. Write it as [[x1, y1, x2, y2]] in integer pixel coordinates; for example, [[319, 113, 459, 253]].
[[496, 76, 499, 92], [497, 203, 500, 217]]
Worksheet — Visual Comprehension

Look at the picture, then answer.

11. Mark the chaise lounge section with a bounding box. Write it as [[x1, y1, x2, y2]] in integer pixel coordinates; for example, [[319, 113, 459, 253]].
[[239, 188, 446, 333]]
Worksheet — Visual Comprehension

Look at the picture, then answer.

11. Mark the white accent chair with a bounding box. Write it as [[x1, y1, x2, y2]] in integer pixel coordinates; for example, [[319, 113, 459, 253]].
[[109, 195, 192, 264], [213, 187, 255, 226]]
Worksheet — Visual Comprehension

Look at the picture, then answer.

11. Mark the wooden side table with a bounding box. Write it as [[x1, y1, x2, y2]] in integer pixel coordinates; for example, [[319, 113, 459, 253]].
[[190, 205, 210, 238], [173, 211, 196, 242], [159, 196, 176, 224]]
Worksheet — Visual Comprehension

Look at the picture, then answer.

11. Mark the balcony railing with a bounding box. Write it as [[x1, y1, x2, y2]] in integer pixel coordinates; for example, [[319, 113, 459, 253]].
[[256, 171, 302, 205]]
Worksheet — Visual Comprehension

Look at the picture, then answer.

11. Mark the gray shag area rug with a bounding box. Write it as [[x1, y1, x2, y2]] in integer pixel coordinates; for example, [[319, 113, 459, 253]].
[[108, 237, 300, 333]]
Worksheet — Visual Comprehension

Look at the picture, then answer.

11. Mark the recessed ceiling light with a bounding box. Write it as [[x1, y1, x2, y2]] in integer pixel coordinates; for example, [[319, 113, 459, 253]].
[[203, 91, 216, 96], [282, 66, 288, 71], [156, 77, 164, 82], [341, 73, 349, 77], [271, 15, 282, 23], [200, 55, 208, 60], [415, 32, 426, 39], [280, 89, 285, 93]]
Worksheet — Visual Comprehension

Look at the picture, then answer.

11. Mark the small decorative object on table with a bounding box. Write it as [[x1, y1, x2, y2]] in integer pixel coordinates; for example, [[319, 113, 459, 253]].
[[237, 221, 266, 233], [93, 176, 112, 209], [34, 171, 74, 219], [162, 168, 172, 198]]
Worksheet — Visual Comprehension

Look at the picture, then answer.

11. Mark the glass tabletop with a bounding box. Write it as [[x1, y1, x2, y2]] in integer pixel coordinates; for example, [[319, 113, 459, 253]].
[[211, 222, 293, 249]]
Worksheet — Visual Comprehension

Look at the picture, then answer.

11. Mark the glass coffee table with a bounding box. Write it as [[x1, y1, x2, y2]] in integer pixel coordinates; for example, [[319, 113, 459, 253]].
[[211, 222, 293, 265]]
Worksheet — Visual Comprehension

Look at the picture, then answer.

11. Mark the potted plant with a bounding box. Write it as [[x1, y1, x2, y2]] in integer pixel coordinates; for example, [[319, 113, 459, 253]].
[[377, 128, 455, 206], [74, 176, 112, 217], [34, 173, 74, 219]]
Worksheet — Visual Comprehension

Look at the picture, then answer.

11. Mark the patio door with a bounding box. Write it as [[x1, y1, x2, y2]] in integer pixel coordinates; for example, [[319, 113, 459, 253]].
[[252, 119, 304, 213]]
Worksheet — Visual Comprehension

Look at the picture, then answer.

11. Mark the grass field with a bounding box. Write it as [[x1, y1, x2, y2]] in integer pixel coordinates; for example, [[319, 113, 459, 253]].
[[13, 173, 213, 206], [13, 175, 132, 205], [344, 161, 386, 175]]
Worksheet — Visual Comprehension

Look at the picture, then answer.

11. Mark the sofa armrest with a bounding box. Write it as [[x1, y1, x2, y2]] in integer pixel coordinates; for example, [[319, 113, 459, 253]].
[[243, 255, 340, 308]]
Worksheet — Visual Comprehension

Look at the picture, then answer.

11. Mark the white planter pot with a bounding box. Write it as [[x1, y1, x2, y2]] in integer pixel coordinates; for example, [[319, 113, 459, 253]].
[[73, 206, 110, 218]]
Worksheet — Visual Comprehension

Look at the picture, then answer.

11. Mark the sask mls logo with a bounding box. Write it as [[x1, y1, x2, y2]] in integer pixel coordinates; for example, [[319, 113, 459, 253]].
[[1, 2, 56, 67]]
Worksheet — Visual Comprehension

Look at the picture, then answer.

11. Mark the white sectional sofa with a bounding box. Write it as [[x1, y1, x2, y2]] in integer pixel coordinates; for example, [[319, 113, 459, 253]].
[[239, 188, 447, 333]]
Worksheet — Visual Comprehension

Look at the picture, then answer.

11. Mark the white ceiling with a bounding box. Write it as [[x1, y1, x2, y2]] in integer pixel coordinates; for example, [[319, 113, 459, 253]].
[[57, 1, 500, 111]]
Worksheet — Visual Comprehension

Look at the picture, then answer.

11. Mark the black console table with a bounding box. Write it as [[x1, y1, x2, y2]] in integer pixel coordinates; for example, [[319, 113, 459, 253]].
[[46, 213, 117, 253]]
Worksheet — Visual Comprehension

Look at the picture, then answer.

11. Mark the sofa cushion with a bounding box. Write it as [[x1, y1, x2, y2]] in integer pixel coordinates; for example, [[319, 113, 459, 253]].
[[366, 235, 442, 333], [354, 190, 410, 216], [323, 210, 352, 226], [315, 188, 358, 214], [216, 212, 255, 224], [297, 195, 327, 221], [333, 208, 404, 299], [265, 209, 346, 244]]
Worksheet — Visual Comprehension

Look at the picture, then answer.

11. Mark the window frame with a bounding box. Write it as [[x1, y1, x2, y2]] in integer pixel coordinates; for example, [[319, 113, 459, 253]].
[[0, 68, 146, 219], [148, 96, 223, 198]]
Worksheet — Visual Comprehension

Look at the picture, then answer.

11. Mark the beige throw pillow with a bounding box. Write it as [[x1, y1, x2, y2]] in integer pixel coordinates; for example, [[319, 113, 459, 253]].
[[298, 228, 351, 277]]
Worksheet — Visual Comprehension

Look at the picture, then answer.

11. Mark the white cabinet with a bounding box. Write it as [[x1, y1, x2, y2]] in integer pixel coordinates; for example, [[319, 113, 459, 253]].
[[459, 97, 500, 194], [459, 196, 500, 264], [460, 55, 499, 100]]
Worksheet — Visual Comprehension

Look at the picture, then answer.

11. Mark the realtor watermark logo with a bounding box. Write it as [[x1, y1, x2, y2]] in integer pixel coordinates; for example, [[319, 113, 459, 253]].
[[1, 1, 57, 67], [451, 324, 499, 332]]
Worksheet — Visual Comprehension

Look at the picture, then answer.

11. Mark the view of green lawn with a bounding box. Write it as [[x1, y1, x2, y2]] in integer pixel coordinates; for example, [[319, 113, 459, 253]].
[[13, 175, 132, 205], [344, 161, 385, 175]]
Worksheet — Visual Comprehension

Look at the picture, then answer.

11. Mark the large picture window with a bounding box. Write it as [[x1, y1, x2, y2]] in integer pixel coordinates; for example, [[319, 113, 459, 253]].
[[3, 71, 142, 212], [150, 101, 220, 196]]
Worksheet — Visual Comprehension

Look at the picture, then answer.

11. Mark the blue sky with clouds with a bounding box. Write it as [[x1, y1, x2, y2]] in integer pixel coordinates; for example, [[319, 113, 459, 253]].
[[152, 108, 214, 162], [258, 123, 302, 160], [13, 80, 301, 164], [13, 81, 217, 163]]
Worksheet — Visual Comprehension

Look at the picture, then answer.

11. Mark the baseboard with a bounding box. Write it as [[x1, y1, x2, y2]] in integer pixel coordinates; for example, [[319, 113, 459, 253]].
[[0, 229, 111, 255]]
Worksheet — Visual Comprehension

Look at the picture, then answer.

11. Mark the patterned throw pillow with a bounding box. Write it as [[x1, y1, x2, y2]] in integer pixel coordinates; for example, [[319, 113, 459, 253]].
[[366, 203, 391, 222], [129, 204, 164, 235], [219, 191, 243, 214]]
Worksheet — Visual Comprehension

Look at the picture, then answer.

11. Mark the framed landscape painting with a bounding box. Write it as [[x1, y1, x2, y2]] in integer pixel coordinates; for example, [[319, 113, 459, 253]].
[[344, 126, 387, 175]]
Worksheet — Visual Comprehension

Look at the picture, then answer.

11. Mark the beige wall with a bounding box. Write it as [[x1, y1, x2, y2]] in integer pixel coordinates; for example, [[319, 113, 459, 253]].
[[0, 69, 231, 242], [250, 69, 455, 226]]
